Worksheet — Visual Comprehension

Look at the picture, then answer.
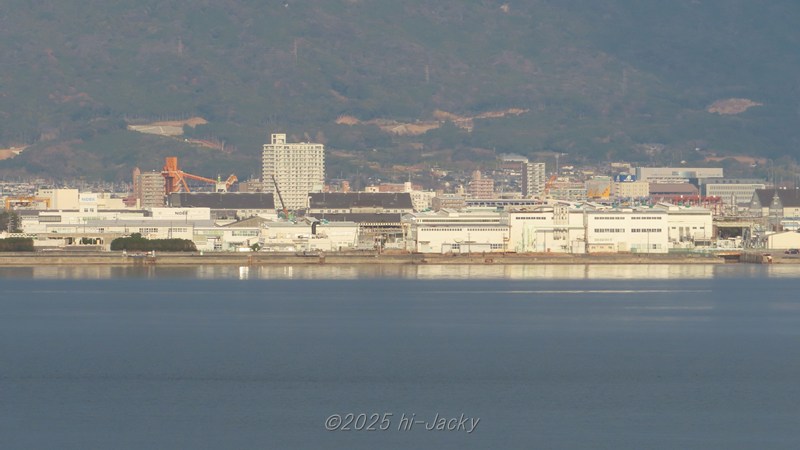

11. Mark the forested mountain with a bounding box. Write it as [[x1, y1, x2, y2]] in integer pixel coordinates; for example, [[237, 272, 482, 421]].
[[1, 0, 798, 180]]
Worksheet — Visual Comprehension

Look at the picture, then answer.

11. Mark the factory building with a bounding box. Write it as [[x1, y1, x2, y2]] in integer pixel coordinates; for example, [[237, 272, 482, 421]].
[[258, 220, 360, 252], [506, 205, 586, 253], [402, 210, 510, 253], [657, 204, 713, 244], [585, 209, 669, 253], [308, 192, 413, 248]]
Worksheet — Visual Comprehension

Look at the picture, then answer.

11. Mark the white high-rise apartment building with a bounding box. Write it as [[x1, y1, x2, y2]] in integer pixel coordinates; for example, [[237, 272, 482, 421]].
[[262, 133, 325, 210], [522, 162, 546, 198]]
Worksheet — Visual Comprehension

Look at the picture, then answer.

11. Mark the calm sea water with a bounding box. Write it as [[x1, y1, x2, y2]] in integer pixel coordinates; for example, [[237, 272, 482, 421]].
[[1, 264, 800, 449]]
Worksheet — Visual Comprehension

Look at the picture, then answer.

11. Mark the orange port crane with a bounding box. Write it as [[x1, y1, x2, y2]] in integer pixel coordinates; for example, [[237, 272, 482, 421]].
[[544, 173, 558, 194], [161, 156, 237, 194]]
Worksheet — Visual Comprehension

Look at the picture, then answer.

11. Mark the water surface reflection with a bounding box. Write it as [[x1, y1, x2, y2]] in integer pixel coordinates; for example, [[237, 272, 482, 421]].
[[1, 263, 798, 280]]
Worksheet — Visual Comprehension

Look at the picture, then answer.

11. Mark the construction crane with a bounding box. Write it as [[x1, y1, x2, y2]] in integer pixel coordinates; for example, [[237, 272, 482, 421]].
[[161, 157, 237, 194], [271, 175, 289, 218], [544, 173, 558, 194]]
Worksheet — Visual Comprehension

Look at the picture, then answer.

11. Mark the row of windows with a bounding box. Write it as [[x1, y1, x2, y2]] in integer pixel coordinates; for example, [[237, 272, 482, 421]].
[[418, 219, 500, 223], [631, 228, 662, 233], [137, 227, 188, 234], [197, 230, 224, 237], [593, 228, 625, 233], [420, 227, 505, 232], [231, 230, 259, 237], [449, 243, 505, 250], [593, 215, 662, 220], [514, 216, 548, 220]]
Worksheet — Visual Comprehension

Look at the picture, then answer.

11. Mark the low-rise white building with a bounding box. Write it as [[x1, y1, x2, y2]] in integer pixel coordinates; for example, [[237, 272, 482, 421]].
[[19, 210, 148, 233], [402, 210, 510, 253], [765, 231, 800, 249], [193, 227, 261, 252], [507, 204, 585, 253], [259, 221, 359, 252], [657, 204, 713, 244], [585, 209, 668, 253], [32, 220, 203, 250]]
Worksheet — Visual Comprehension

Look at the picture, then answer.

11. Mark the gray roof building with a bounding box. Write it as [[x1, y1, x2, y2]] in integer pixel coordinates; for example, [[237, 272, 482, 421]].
[[168, 192, 275, 209], [308, 192, 413, 212], [751, 189, 800, 208]]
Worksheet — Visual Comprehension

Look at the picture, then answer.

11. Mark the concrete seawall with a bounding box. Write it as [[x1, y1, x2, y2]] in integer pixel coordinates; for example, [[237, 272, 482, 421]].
[[0, 251, 731, 266]]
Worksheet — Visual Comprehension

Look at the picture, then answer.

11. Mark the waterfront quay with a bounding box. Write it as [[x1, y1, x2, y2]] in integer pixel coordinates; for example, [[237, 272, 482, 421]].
[[0, 251, 758, 266]]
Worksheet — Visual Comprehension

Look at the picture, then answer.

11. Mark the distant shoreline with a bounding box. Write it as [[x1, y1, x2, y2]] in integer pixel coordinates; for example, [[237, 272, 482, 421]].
[[0, 251, 783, 266]]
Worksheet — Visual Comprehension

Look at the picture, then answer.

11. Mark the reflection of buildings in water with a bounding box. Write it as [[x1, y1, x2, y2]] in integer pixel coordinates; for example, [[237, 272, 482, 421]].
[[252, 264, 416, 280], [584, 264, 717, 280], [415, 264, 717, 280], [4, 263, 798, 281]]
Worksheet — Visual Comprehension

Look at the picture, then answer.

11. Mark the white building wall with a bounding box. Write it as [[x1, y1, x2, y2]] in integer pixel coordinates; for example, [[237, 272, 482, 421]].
[[585, 211, 668, 253], [151, 207, 212, 221], [508, 210, 557, 253], [42, 223, 194, 241], [259, 222, 359, 252], [766, 231, 800, 249], [664, 210, 713, 243], [404, 212, 510, 253], [36, 189, 80, 210], [193, 227, 260, 251], [20, 211, 148, 233], [784, 206, 800, 218], [414, 225, 509, 254]]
